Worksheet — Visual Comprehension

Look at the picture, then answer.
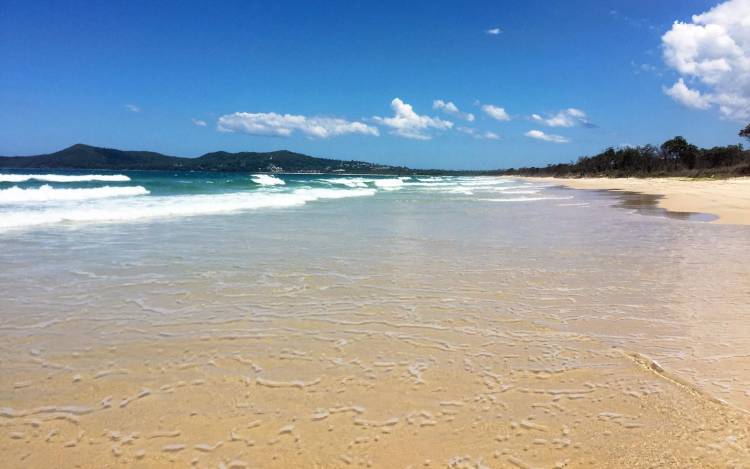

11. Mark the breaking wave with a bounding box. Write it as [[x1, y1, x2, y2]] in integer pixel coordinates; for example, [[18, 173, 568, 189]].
[[373, 178, 408, 190], [0, 187, 375, 230], [0, 185, 149, 203], [251, 174, 285, 186], [0, 173, 131, 183]]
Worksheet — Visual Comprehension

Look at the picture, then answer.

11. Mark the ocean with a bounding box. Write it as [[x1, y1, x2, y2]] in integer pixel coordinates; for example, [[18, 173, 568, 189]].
[[1, 170, 749, 467], [0, 170, 575, 230]]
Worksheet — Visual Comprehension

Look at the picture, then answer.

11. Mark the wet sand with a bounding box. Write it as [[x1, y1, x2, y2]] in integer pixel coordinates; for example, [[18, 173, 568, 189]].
[[2, 312, 749, 468], [521, 177, 750, 225]]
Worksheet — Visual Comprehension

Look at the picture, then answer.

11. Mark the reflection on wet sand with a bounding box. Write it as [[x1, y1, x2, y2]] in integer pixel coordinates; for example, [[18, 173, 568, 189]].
[[605, 190, 718, 222]]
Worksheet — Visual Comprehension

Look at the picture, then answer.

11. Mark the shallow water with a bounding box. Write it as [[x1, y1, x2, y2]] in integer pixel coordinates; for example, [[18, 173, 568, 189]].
[[0, 172, 749, 467]]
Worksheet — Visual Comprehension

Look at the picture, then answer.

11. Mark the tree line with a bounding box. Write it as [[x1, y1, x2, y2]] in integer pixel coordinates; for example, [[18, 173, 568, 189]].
[[499, 125, 750, 178]]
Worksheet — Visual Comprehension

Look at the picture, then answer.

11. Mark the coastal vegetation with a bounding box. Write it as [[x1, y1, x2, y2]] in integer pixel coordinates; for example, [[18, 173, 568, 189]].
[[500, 126, 750, 178]]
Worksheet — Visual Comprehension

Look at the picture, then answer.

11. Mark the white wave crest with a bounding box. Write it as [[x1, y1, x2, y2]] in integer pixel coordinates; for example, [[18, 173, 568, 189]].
[[251, 174, 285, 186], [373, 178, 409, 190], [321, 177, 373, 188], [0, 185, 149, 203], [0, 173, 131, 183], [0, 187, 375, 230]]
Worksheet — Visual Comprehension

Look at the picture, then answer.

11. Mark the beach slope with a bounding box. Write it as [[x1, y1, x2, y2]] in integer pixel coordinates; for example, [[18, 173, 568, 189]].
[[523, 177, 750, 225]]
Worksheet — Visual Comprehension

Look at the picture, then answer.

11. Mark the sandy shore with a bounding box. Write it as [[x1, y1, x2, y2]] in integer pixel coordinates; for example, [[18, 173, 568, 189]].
[[2, 179, 750, 467], [521, 177, 750, 225]]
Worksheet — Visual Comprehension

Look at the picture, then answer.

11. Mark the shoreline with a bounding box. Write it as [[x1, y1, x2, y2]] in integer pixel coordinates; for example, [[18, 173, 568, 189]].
[[520, 176, 750, 225]]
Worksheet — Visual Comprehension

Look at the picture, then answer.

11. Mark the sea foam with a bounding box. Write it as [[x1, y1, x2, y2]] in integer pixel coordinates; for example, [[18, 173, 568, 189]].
[[251, 174, 285, 186], [0, 185, 149, 203], [0, 187, 375, 229], [373, 178, 409, 190], [0, 174, 131, 183], [321, 177, 374, 188]]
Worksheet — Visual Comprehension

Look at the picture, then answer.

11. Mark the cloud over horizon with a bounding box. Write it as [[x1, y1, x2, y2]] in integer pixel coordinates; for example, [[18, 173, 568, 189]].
[[374, 98, 453, 140], [662, 0, 750, 120], [433, 99, 475, 121], [457, 127, 500, 140], [217, 112, 379, 138], [481, 104, 511, 121], [531, 108, 594, 128], [524, 129, 570, 143]]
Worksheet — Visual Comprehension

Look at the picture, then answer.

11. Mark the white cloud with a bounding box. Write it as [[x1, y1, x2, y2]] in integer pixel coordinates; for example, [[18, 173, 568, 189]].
[[125, 104, 140, 113], [433, 99, 475, 121], [662, 0, 750, 120], [217, 112, 379, 138], [373, 98, 453, 140], [481, 104, 511, 121], [457, 127, 500, 140], [524, 129, 570, 143], [192, 118, 208, 127], [664, 78, 711, 109], [486, 27, 502, 35], [531, 108, 594, 127]]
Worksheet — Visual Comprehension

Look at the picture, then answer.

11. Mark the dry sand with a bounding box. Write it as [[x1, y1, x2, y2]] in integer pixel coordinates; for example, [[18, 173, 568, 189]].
[[522, 177, 750, 225]]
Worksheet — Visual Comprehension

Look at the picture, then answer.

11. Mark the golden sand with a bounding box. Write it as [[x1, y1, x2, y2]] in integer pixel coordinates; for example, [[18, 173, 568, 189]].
[[2, 304, 749, 467], [522, 177, 750, 225]]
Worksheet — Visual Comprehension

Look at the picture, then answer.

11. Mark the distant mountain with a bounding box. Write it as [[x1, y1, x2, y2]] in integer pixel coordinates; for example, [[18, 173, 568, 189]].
[[0, 144, 417, 174]]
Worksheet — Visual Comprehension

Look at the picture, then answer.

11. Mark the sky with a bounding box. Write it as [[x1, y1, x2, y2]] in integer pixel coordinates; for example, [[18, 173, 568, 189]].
[[1, 0, 748, 170]]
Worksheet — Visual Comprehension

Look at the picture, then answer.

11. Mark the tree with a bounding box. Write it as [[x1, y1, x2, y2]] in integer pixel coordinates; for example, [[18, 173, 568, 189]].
[[661, 136, 699, 169], [740, 124, 750, 142]]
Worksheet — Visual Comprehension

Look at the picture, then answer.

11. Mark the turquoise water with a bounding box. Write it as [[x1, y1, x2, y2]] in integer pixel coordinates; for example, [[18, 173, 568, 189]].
[[0, 170, 570, 231]]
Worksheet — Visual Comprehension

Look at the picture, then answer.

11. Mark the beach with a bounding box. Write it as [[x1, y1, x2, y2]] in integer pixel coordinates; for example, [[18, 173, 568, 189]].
[[523, 177, 750, 225], [1, 173, 749, 467]]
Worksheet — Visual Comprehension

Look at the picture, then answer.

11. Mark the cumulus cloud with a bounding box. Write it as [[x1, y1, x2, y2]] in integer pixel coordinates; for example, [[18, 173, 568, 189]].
[[486, 27, 502, 35], [531, 108, 594, 127], [191, 118, 208, 127], [374, 98, 453, 140], [524, 130, 570, 143], [217, 112, 379, 138], [481, 104, 511, 121], [662, 0, 750, 120], [125, 104, 140, 113], [433, 99, 475, 121], [664, 78, 711, 109]]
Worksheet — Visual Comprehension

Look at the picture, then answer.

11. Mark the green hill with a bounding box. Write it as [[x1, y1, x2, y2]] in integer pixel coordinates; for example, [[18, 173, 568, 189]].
[[0, 144, 413, 174]]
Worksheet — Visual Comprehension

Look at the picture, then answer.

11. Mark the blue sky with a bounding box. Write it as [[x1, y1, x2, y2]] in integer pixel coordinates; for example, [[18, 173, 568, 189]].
[[1, 0, 747, 169]]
